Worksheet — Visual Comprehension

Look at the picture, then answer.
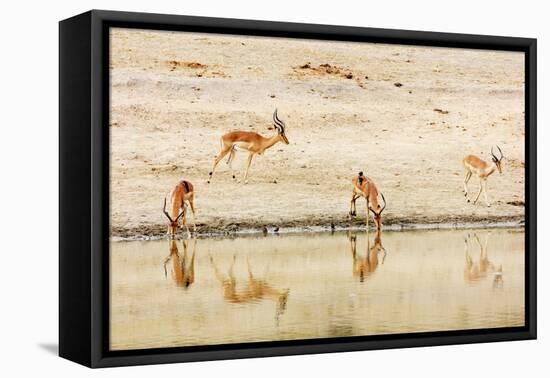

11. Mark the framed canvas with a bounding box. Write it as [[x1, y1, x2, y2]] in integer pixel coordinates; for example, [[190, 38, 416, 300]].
[[59, 10, 537, 368]]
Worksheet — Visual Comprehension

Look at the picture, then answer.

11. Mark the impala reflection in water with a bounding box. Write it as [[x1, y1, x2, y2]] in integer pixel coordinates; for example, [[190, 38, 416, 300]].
[[349, 230, 387, 282], [109, 228, 524, 351], [163, 239, 196, 289]]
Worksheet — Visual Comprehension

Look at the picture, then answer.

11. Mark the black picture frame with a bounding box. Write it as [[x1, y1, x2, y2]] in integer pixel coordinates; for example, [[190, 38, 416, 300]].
[[59, 9, 537, 368]]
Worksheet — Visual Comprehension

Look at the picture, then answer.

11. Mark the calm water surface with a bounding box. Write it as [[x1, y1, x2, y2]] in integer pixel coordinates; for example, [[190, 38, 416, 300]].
[[110, 228, 524, 351]]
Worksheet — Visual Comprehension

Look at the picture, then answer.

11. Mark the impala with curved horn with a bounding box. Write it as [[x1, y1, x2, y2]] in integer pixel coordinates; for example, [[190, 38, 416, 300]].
[[207, 109, 289, 184], [163, 180, 196, 237], [349, 172, 387, 230], [463, 145, 504, 207]]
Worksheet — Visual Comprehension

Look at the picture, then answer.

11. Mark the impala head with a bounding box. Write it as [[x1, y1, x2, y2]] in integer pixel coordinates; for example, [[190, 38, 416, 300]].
[[369, 193, 387, 230], [490, 145, 504, 174], [273, 109, 289, 144], [358, 171, 365, 185], [163, 198, 186, 237]]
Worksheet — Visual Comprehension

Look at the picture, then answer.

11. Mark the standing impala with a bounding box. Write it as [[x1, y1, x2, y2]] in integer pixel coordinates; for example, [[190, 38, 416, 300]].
[[207, 109, 289, 184], [463, 146, 504, 206], [163, 179, 196, 237], [349, 172, 387, 230]]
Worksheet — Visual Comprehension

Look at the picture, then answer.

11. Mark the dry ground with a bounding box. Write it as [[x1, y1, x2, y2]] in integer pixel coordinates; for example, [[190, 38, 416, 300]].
[[110, 29, 525, 237]]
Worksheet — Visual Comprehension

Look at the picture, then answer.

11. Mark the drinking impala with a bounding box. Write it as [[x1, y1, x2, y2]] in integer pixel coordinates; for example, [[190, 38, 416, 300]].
[[349, 172, 387, 230], [163, 179, 197, 237]]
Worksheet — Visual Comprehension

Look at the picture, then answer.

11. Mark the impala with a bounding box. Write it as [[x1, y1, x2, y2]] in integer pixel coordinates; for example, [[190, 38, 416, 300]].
[[463, 145, 504, 206], [209, 255, 290, 317], [464, 233, 502, 287], [349, 230, 386, 283], [207, 109, 289, 184], [164, 239, 196, 289], [349, 172, 387, 230], [163, 179, 196, 237]]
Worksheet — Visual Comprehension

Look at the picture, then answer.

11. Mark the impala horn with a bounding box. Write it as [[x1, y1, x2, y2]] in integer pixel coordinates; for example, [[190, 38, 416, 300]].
[[379, 192, 387, 213], [491, 145, 504, 161], [163, 198, 174, 222], [273, 109, 286, 133], [496, 145, 504, 160], [163, 198, 186, 223]]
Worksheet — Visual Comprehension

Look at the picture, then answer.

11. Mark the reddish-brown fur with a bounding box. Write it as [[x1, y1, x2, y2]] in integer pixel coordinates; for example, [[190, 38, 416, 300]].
[[210, 255, 290, 317], [464, 234, 502, 287], [164, 239, 196, 288], [164, 180, 196, 237], [208, 109, 289, 184], [349, 173, 386, 230], [349, 231, 386, 282], [463, 146, 503, 206]]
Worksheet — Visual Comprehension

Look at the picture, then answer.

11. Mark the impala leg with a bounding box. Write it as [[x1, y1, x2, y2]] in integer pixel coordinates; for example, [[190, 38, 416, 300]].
[[483, 233, 490, 260], [472, 178, 483, 204], [188, 197, 197, 233], [182, 239, 189, 264], [349, 233, 357, 258], [189, 239, 197, 284], [243, 152, 254, 184], [349, 194, 358, 217], [180, 214, 191, 239], [463, 170, 472, 201], [227, 148, 237, 181], [482, 178, 490, 207], [464, 235, 474, 276], [209, 256, 225, 284], [365, 199, 370, 230], [163, 255, 171, 278], [208, 146, 232, 183], [229, 254, 237, 280], [246, 258, 254, 281]]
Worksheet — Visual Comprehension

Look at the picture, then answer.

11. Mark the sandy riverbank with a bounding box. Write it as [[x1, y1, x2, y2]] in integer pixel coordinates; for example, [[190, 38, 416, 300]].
[[109, 28, 525, 238]]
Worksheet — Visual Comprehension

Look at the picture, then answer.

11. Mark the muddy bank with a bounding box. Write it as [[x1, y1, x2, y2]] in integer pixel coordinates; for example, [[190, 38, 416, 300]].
[[111, 214, 524, 239]]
